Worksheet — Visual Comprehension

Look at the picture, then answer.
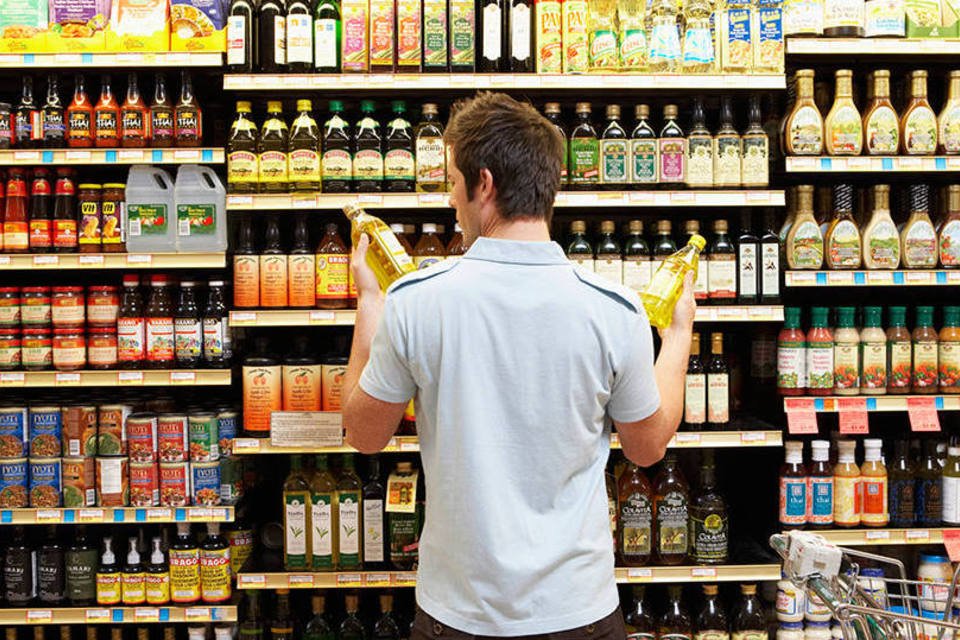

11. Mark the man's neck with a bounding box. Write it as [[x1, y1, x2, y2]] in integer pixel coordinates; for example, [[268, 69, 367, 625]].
[[481, 218, 552, 242]]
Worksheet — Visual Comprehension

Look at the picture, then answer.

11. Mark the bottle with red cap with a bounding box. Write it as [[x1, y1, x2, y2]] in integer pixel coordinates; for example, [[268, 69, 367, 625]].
[[53, 168, 77, 253], [145, 275, 175, 368], [29, 168, 52, 253], [118, 274, 145, 367], [4, 169, 29, 253]]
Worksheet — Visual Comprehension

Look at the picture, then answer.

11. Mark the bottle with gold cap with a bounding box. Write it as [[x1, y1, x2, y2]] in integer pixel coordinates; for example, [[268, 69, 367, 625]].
[[825, 69, 863, 156], [630, 104, 658, 185], [600, 104, 629, 188], [784, 69, 824, 156], [342, 203, 417, 290], [567, 220, 595, 271], [595, 220, 623, 284], [785, 185, 823, 269], [415, 103, 446, 193], [543, 102, 569, 187], [863, 70, 899, 156], [659, 104, 686, 184], [940, 184, 960, 268], [940, 71, 960, 155], [623, 220, 651, 292], [258, 101, 289, 193], [863, 184, 900, 270], [901, 70, 938, 156], [684, 219, 709, 302], [288, 99, 320, 192], [227, 100, 259, 194], [641, 232, 705, 329], [734, 584, 766, 639]]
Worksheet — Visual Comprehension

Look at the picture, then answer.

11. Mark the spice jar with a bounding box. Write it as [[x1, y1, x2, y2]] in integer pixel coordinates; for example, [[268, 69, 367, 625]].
[[87, 286, 119, 326], [52, 328, 86, 371], [77, 183, 102, 254], [21, 287, 51, 327], [0, 329, 20, 371], [0, 287, 20, 328], [51, 286, 85, 328], [101, 184, 125, 253], [22, 328, 52, 371], [87, 326, 118, 370]]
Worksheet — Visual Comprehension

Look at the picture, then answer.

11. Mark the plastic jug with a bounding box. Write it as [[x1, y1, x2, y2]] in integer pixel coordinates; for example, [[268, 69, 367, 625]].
[[174, 165, 227, 252], [125, 166, 177, 253]]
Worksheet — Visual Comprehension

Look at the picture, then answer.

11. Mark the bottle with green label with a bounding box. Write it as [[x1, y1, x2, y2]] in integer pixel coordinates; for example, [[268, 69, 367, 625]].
[[570, 102, 600, 190], [384, 101, 415, 193], [310, 455, 337, 570], [353, 100, 384, 193], [336, 454, 363, 570], [630, 104, 658, 185], [600, 104, 628, 189], [283, 455, 312, 571], [321, 100, 352, 194]]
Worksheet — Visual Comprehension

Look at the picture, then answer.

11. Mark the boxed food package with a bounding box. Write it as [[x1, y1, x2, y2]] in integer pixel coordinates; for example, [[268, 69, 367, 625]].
[[105, 0, 169, 51], [906, 0, 957, 35], [47, 0, 109, 52], [0, 0, 49, 53], [170, 0, 226, 51]]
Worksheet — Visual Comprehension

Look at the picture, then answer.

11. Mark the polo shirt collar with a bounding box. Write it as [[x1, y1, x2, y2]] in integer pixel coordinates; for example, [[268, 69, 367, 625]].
[[463, 237, 570, 265]]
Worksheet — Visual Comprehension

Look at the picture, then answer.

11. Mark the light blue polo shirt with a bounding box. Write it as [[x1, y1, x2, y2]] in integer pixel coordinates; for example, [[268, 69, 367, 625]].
[[359, 237, 660, 636]]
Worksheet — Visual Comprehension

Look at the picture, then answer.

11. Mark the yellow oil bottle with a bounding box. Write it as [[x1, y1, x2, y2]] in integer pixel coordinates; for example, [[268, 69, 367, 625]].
[[640, 234, 705, 329], [343, 203, 418, 291]]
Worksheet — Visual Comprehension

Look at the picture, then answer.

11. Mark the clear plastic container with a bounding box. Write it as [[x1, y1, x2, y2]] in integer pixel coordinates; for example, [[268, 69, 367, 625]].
[[125, 166, 177, 253], [777, 578, 807, 622], [778, 622, 805, 640], [174, 165, 227, 252]]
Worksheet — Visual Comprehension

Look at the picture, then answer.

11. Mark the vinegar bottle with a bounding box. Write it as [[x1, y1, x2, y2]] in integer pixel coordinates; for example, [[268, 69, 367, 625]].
[[640, 233, 705, 329], [288, 214, 316, 308], [342, 203, 416, 291], [260, 216, 289, 308], [315, 223, 350, 309], [233, 216, 259, 308]]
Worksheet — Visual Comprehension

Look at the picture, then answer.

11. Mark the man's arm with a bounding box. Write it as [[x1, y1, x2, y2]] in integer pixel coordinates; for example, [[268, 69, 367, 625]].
[[342, 235, 410, 454], [615, 272, 696, 467]]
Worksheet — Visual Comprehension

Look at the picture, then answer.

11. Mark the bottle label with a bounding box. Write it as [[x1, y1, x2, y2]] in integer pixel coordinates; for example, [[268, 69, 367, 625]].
[[354, 148, 385, 182], [315, 18, 339, 67], [101, 199, 122, 245], [862, 478, 887, 523], [273, 15, 286, 64], [537, 0, 562, 72], [905, 108, 937, 155], [684, 373, 706, 424], [865, 107, 899, 154], [708, 256, 736, 300], [600, 139, 628, 185], [259, 150, 289, 184], [834, 341, 860, 390], [594, 257, 622, 284], [168, 549, 200, 603], [694, 258, 708, 300], [151, 110, 174, 139], [233, 256, 260, 308], [228, 151, 258, 185], [866, 219, 900, 267], [656, 490, 687, 556], [199, 546, 231, 603], [862, 340, 888, 389], [682, 26, 714, 65], [288, 148, 320, 185], [177, 204, 216, 237], [227, 15, 247, 66], [944, 476, 960, 524], [95, 109, 118, 140], [904, 221, 937, 268], [714, 136, 741, 186], [202, 317, 226, 359], [696, 633, 730, 640], [29, 219, 51, 249], [121, 109, 145, 139], [385, 149, 415, 182], [96, 572, 121, 605], [756, 5, 782, 70], [827, 220, 861, 268], [738, 244, 758, 297], [121, 571, 146, 605], [630, 139, 657, 183], [146, 317, 175, 363], [562, 0, 588, 73], [761, 242, 780, 297], [260, 255, 289, 307], [415, 136, 446, 185], [890, 477, 915, 526], [941, 342, 960, 389], [242, 365, 281, 433], [789, 106, 823, 155], [806, 344, 834, 390], [68, 111, 92, 140], [707, 373, 728, 423], [588, 29, 617, 69], [118, 317, 146, 362], [686, 136, 714, 187], [174, 318, 202, 360], [363, 498, 386, 563], [941, 106, 960, 153], [338, 491, 361, 561], [288, 254, 316, 309], [691, 511, 728, 563], [828, 106, 863, 154], [422, 0, 448, 68], [622, 258, 652, 292], [316, 253, 350, 300], [732, 634, 766, 640], [889, 339, 912, 389], [284, 492, 309, 566], [569, 137, 600, 185], [940, 220, 960, 267], [322, 148, 352, 183], [834, 475, 862, 526], [619, 28, 646, 70], [659, 137, 686, 182], [175, 109, 199, 139], [620, 491, 652, 556], [649, 21, 680, 64], [145, 571, 170, 605], [790, 220, 823, 269], [807, 476, 834, 524], [511, 2, 532, 62], [778, 343, 805, 390], [913, 339, 938, 389], [286, 14, 313, 63], [741, 137, 769, 186]]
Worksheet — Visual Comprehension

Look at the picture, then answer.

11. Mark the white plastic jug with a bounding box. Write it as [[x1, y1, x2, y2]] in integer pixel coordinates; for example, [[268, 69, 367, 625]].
[[125, 166, 177, 253], [174, 165, 227, 252]]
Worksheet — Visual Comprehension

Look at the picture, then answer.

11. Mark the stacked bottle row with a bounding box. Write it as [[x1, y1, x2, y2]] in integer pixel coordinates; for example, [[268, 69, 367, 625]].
[[776, 305, 959, 396], [781, 0, 927, 38], [621, 583, 770, 640], [784, 68, 960, 157], [779, 437, 960, 530], [781, 184, 960, 271], [1, 74, 203, 150], [564, 216, 781, 303]]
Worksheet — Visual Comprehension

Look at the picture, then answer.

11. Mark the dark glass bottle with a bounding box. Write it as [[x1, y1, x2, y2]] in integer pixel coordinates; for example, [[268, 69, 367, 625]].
[[654, 453, 689, 566], [478, 0, 505, 71], [149, 75, 175, 148], [29, 168, 53, 253], [760, 210, 781, 304], [288, 99, 321, 192], [708, 219, 736, 304], [569, 102, 600, 191], [543, 102, 568, 188], [733, 585, 766, 638], [118, 273, 146, 368], [16, 76, 40, 149], [258, 0, 289, 72], [226, 0, 258, 72], [384, 101, 415, 192], [339, 594, 367, 640], [714, 96, 741, 189], [42, 75, 65, 148], [354, 100, 384, 192], [240, 591, 265, 640], [600, 104, 628, 189], [689, 451, 729, 565], [228, 101, 260, 194], [4, 526, 35, 605], [685, 332, 706, 430], [652, 219, 677, 274], [696, 584, 729, 640], [303, 593, 335, 640], [313, 0, 341, 72], [270, 588, 295, 640], [174, 280, 202, 368], [706, 333, 730, 430], [174, 71, 202, 147], [203, 280, 232, 367], [363, 455, 387, 571], [321, 100, 351, 193], [686, 98, 713, 189], [566, 220, 594, 269], [373, 594, 402, 640], [624, 586, 656, 640], [37, 526, 65, 605], [285, 0, 314, 73], [388, 461, 423, 571], [916, 439, 943, 527], [120, 73, 148, 148], [65, 525, 98, 606], [617, 460, 653, 567], [508, 0, 534, 72], [659, 585, 693, 640], [738, 211, 760, 305], [630, 104, 658, 186], [889, 440, 916, 528]]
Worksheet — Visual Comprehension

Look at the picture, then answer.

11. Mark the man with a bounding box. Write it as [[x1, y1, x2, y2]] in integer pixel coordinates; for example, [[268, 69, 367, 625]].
[[342, 92, 695, 639]]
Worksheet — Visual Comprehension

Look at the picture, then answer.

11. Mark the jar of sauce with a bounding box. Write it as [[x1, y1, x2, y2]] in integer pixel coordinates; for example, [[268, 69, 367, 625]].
[[77, 184, 102, 254], [100, 184, 125, 253], [87, 327, 118, 370], [52, 328, 86, 371], [22, 328, 52, 370], [0, 287, 21, 328], [87, 286, 119, 326], [0, 328, 21, 371], [52, 286, 85, 328], [21, 287, 51, 327]]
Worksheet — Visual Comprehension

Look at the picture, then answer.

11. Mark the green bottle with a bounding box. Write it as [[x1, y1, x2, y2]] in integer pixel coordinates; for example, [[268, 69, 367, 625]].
[[336, 454, 363, 570], [310, 455, 337, 570], [569, 102, 600, 191], [283, 455, 312, 571]]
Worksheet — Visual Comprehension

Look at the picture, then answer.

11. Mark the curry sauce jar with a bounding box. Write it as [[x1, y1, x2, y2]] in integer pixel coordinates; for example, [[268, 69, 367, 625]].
[[21, 287, 51, 327], [0, 329, 20, 370], [188, 413, 218, 462], [0, 287, 20, 327], [22, 328, 52, 371], [190, 461, 221, 506], [158, 414, 188, 462], [160, 462, 190, 507], [127, 413, 157, 463]]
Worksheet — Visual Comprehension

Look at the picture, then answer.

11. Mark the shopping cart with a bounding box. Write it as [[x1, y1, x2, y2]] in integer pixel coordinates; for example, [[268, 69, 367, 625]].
[[770, 531, 960, 640]]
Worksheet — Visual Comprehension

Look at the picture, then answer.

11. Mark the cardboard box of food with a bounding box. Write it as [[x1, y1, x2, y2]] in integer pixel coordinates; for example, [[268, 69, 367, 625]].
[[0, 0, 49, 53], [169, 0, 226, 51], [906, 0, 958, 36], [105, 0, 169, 51]]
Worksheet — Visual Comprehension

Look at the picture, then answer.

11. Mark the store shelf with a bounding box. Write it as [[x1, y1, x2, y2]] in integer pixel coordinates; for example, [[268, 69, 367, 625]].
[[787, 37, 960, 56], [809, 528, 952, 546], [0, 52, 222, 68], [0, 369, 231, 387], [694, 306, 784, 322], [237, 564, 782, 589], [232, 431, 783, 455], [226, 190, 786, 211], [0, 253, 225, 270], [786, 156, 960, 173], [0, 148, 224, 165], [0, 605, 236, 625], [223, 73, 787, 92], [0, 506, 233, 525], [784, 396, 960, 412], [786, 270, 960, 287]]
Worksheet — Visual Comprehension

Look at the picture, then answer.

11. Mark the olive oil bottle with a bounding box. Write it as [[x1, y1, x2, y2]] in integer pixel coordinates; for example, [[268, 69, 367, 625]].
[[227, 101, 259, 194], [258, 101, 289, 193], [641, 233, 705, 329], [385, 101, 415, 192], [321, 100, 352, 193], [415, 103, 446, 192], [353, 100, 384, 192], [342, 203, 417, 290], [288, 99, 321, 192], [570, 102, 600, 190]]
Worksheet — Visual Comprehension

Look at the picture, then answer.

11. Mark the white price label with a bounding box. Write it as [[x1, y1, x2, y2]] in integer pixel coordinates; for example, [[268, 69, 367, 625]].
[[78, 254, 104, 266], [691, 567, 718, 578], [85, 609, 111, 622], [741, 432, 767, 442], [228, 196, 254, 207], [239, 574, 266, 586], [231, 438, 261, 452], [126, 254, 153, 264], [65, 151, 92, 161], [55, 373, 81, 385], [35, 509, 62, 522], [675, 433, 702, 444], [907, 529, 930, 540], [118, 150, 145, 162], [174, 150, 200, 161], [135, 608, 160, 621], [288, 574, 316, 586], [118, 371, 144, 385], [865, 530, 891, 540], [627, 568, 653, 579], [146, 508, 172, 520], [336, 573, 362, 586], [309, 311, 335, 324], [27, 610, 53, 622], [0, 372, 24, 385], [230, 312, 257, 325], [170, 371, 197, 384], [14, 151, 39, 162], [185, 608, 211, 620], [78, 509, 105, 521], [32, 255, 58, 266]]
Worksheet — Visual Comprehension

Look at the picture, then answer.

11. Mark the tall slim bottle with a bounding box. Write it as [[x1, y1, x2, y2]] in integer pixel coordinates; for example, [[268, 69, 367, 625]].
[[227, 0, 257, 72], [414, 103, 445, 192], [384, 101, 415, 192], [342, 203, 416, 290], [313, 0, 342, 71], [641, 234, 705, 329], [259, 0, 288, 72], [286, 0, 314, 72], [336, 454, 363, 570], [509, 0, 534, 71]]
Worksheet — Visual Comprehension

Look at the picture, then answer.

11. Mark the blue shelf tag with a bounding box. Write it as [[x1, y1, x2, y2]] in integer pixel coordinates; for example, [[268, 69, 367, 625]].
[[854, 272, 866, 285], [152, 150, 163, 162], [1, 511, 11, 523], [64, 509, 75, 523], [938, 271, 948, 284], [815, 398, 825, 411], [937, 158, 947, 170], [105, 151, 117, 163], [113, 509, 125, 522], [81, 53, 93, 64], [135, 509, 146, 522], [866, 397, 877, 411], [160, 608, 170, 622], [816, 272, 827, 285], [894, 272, 905, 284], [820, 158, 832, 170], [202, 149, 213, 162], [41, 151, 53, 164], [112, 609, 123, 622], [937, 397, 945, 410], [175, 508, 186, 521], [23, 54, 34, 64], [882, 158, 894, 171]]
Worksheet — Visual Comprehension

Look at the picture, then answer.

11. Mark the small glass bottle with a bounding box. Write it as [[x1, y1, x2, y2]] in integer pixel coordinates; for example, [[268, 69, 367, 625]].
[[785, 70, 824, 156], [834, 440, 862, 528], [913, 306, 939, 394], [825, 70, 863, 156], [780, 441, 807, 529], [901, 70, 938, 156], [807, 440, 834, 528], [861, 438, 888, 527], [863, 70, 900, 156]]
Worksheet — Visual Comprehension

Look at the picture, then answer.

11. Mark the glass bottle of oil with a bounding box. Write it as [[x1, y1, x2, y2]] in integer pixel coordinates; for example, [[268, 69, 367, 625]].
[[825, 69, 863, 156], [681, 0, 715, 73], [659, 104, 687, 184], [630, 104, 658, 186], [939, 70, 960, 155], [863, 70, 900, 156], [288, 99, 321, 192], [415, 103, 446, 193], [741, 95, 769, 188], [353, 100, 384, 193], [321, 101, 352, 193], [901, 70, 938, 156], [570, 102, 601, 190], [785, 69, 824, 156], [227, 101, 259, 194], [686, 98, 714, 189], [714, 97, 742, 188], [600, 104, 629, 189], [641, 233, 706, 329], [342, 203, 417, 290], [258, 101, 289, 193], [283, 455, 312, 571]]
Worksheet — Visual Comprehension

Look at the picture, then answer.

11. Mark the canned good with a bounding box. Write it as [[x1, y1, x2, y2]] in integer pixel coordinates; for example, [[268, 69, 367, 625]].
[[61, 456, 95, 507], [129, 462, 159, 507], [21, 287, 51, 326], [157, 414, 188, 462], [51, 286, 84, 328], [190, 461, 221, 506], [188, 413, 219, 462], [0, 457, 28, 507], [0, 287, 20, 327], [29, 457, 62, 507], [86, 286, 119, 326], [87, 326, 117, 369], [52, 328, 86, 371], [0, 407, 26, 457], [219, 456, 243, 506], [22, 328, 52, 370], [0, 329, 20, 370], [96, 456, 129, 507], [126, 413, 157, 463], [97, 404, 130, 456], [29, 406, 62, 458], [62, 405, 97, 457], [159, 462, 190, 507], [216, 410, 238, 457]]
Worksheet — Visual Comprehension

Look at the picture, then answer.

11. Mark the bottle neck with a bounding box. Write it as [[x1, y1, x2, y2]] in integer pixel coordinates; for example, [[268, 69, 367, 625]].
[[911, 75, 928, 100], [835, 75, 853, 99], [873, 76, 891, 101], [796, 76, 814, 101]]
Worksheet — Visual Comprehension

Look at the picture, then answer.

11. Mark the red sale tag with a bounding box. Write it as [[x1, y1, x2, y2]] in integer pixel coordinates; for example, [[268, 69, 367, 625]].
[[838, 398, 869, 435], [944, 530, 960, 562], [908, 397, 941, 432], [785, 398, 818, 435]]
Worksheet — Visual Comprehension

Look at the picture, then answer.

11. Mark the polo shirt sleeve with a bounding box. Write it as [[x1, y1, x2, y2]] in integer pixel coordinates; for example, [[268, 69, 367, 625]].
[[359, 296, 417, 404], [607, 312, 660, 423]]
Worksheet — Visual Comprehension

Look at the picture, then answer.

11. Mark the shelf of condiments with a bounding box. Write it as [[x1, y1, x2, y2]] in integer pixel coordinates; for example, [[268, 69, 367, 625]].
[[225, 0, 784, 76], [782, 0, 960, 39], [226, 96, 773, 196], [787, 38, 960, 56], [776, 305, 960, 397]]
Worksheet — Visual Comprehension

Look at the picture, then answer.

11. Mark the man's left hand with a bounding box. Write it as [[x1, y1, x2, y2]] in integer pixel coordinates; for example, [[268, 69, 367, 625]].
[[351, 233, 383, 299]]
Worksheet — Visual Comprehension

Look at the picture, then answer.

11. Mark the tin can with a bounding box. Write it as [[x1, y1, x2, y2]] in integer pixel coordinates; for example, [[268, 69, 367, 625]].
[[215, 409, 238, 457], [97, 404, 130, 456], [61, 456, 95, 507], [62, 404, 97, 457], [218, 456, 244, 506], [29, 405, 62, 458], [96, 456, 129, 507], [188, 412, 219, 462], [157, 414, 188, 462], [190, 461, 221, 506], [126, 413, 157, 463], [0, 407, 27, 457], [0, 457, 28, 507], [29, 457, 62, 507], [129, 462, 159, 507], [159, 462, 190, 507]]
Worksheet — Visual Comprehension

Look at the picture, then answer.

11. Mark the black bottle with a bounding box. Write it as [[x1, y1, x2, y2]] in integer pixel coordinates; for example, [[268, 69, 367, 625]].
[[4, 526, 35, 605], [227, 0, 258, 72], [15, 76, 39, 149], [65, 525, 98, 606], [37, 526, 64, 605], [42, 75, 65, 148], [258, 0, 288, 72]]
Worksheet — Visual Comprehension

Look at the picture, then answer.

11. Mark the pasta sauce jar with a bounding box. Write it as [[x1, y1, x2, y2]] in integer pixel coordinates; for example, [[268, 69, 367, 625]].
[[87, 286, 119, 326], [0, 287, 20, 328], [52, 328, 86, 371], [0, 329, 21, 371], [22, 329, 52, 370], [87, 326, 117, 370], [21, 287, 51, 327], [51, 286, 85, 328]]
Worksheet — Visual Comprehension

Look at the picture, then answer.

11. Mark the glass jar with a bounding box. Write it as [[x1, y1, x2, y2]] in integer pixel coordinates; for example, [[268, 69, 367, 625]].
[[778, 623, 805, 640], [51, 286, 85, 328], [777, 579, 807, 622], [858, 567, 888, 608], [52, 328, 86, 371], [21, 286, 51, 327], [77, 183, 102, 254], [87, 326, 118, 370], [919, 554, 953, 613], [100, 184, 125, 253], [0, 329, 21, 371], [22, 328, 52, 371], [0, 287, 21, 328], [805, 622, 832, 640], [87, 285, 119, 326]]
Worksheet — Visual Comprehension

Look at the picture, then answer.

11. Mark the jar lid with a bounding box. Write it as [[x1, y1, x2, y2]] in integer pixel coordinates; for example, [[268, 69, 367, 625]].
[[0, 287, 19, 294], [88, 285, 118, 294], [103, 183, 125, 189], [53, 327, 84, 335], [21, 286, 50, 294], [21, 328, 51, 336], [52, 286, 83, 293], [860, 568, 885, 578], [88, 326, 116, 334], [77, 183, 102, 190], [920, 554, 951, 564]]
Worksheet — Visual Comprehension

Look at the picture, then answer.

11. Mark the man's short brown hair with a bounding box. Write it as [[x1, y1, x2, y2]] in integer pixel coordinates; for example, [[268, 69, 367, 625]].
[[445, 92, 564, 223]]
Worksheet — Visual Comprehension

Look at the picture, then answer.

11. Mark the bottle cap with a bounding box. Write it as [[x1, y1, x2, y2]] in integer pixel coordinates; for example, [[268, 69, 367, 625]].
[[150, 537, 164, 565], [329, 100, 344, 112], [684, 219, 700, 234], [657, 219, 672, 234], [576, 102, 591, 114], [422, 103, 439, 115], [916, 306, 935, 325], [810, 307, 829, 327], [544, 102, 561, 114], [606, 104, 620, 119], [267, 101, 283, 113], [689, 234, 706, 251], [208, 280, 224, 287], [360, 100, 376, 113], [863, 306, 882, 327], [713, 219, 728, 233], [663, 104, 678, 118], [836, 307, 855, 328], [702, 584, 719, 595], [811, 440, 830, 461], [600, 220, 615, 234], [296, 99, 312, 113], [571, 220, 586, 233], [236, 101, 252, 112], [391, 100, 406, 113], [206, 522, 220, 536], [944, 306, 960, 326], [628, 220, 643, 233], [102, 536, 115, 564], [127, 537, 140, 564], [422, 223, 437, 234], [784, 307, 802, 328], [888, 306, 907, 326], [635, 104, 649, 120]]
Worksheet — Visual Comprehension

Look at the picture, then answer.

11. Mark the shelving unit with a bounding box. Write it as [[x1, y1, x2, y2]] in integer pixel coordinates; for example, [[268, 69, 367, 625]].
[[0, 605, 237, 625], [784, 396, 959, 412], [810, 528, 952, 546], [0, 52, 223, 68], [0, 370, 231, 387], [0, 507, 234, 525], [786, 156, 960, 173], [0, 253, 226, 270], [0, 148, 224, 165], [785, 271, 960, 287]]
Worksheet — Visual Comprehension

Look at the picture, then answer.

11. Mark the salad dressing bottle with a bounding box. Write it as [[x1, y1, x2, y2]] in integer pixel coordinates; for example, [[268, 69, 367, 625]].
[[786, 185, 824, 269], [785, 70, 824, 156], [863, 70, 899, 156], [834, 440, 861, 528], [862, 184, 900, 270], [901, 70, 938, 156], [901, 184, 938, 269], [940, 71, 960, 154], [860, 306, 888, 395], [825, 184, 862, 269], [825, 70, 863, 156], [940, 185, 960, 268]]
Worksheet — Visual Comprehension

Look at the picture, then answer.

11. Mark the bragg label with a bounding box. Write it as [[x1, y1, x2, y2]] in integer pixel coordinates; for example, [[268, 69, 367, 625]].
[[227, 526, 254, 574], [62, 405, 97, 457], [160, 462, 190, 507], [188, 413, 219, 463], [62, 456, 95, 508], [121, 567, 146, 605], [316, 253, 350, 301], [29, 457, 62, 508], [191, 461, 221, 506], [130, 462, 159, 507], [96, 457, 129, 507], [127, 414, 158, 463], [216, 410, 238, 457], [97, 405, 130, 456], [158, 414, 189, 462], [200, 545, 232, 602], [0, 407, 27, 458], [146, 317, 175, 363], [96, 571, 122, 605], [29, 406, 62, 458], [169, 546, 201, 604], [0, 457, 28, 508], [145, 570, 171, 605]]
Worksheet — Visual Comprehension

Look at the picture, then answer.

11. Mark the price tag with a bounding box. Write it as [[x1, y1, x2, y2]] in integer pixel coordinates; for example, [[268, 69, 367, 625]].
[[848, 157, 870, 170], [230, 312, 257, 326], [309, 311, 335, 324], [949, 272, 960, 284], [627, 568, 653, 579], [785, 399, 818, 434], [944, 530, 960, 561], [27, 610, 53, 623], [358, 194, 383, 205], [907, 529, 931, 540], [0, 256, 11, 266], [146, 508, 172, 521], [292, 196, 316, 209], [418, 194, 445, 205], [228, 196, 253, 207], [288, 574, 316, 587], [78, 509, 104, 522], [748, 306, 778, 320], [747, 190, 772, 203], [717, 307, 744, 320], [0, 372, 24, 385], [118, 150, 145, 162], [865, 530, 891, 540], [14, 151, 39, 162], [35, 509, 62, 523], [669, 192, 695, 205], [867, 271, 894, 285], [336, 573, 362, 587], [116, 52, 142, 64], [949, 157, 960, 170], [187, 508, 213, 521], [185, 608, 211, 621], [126, 254, 153, 264], [741, 432, 767, 443], [899, 157, 922, 170], [78, 254, 104, 266], [174, 150, 200, 161], [135, 608, 160, 622], [691, 567, 718, 578], [231, 438, 261, 452], [238, 574, 265, 586], [85, 609, 111, 622], [55, 372, 81, 385], [628, 192, 655, 205], [393, 573, 417, 586], [365, 573, 391, 587], [675, 433, 702, 445], [827, 272, 854, 286], [170, 371, 197, 384], [789, 158, 816, 171], [788, 272, 817, 286], [118, 371, 144, 385], [838, 398, 869, 435], [399, 440, 419, 452], [167, 53, 191, 64], [908, 397, 941, 432], [33, 255, 58, 266], [906, 271, 933, 284], [65, 150, 92, 161]]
